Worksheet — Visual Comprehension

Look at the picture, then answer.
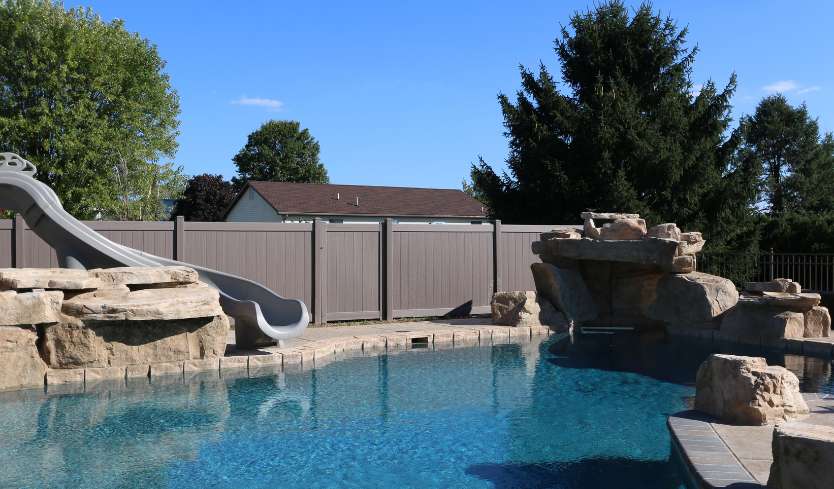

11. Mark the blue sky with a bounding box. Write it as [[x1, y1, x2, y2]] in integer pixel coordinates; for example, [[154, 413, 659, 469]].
[[69, 1, 834, 189]]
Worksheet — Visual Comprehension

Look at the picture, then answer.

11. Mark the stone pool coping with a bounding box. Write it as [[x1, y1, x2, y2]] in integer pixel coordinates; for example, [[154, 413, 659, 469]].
[[40, 319, 562, 395], [669, 393, 834, 488], [668, 326, 834, 358]]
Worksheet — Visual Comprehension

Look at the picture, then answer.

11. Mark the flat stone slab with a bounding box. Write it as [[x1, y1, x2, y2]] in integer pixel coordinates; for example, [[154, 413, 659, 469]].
[[737, 292, 821, 312], [669, 394, 834, 488], [62, 285, 222, 321], [0, 268, 102, 290], [533, 236, 680, 271], [580, 212, 640, 220], [89, 266, 198, 286], [744, 279, 801, 294]]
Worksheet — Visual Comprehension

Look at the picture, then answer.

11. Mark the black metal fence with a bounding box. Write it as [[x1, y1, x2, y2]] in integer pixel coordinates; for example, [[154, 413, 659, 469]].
[[698, 251, 834, 293]]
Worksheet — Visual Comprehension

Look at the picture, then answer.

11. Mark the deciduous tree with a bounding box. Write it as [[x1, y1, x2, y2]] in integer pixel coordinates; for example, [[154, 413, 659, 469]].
[[233, 120, 328, 186], [0, 0, 183, 219], [171, 174, 236, 222]]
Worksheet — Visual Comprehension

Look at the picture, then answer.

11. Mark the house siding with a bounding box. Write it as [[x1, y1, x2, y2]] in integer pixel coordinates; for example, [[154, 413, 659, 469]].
[[225, 188, 282, 222]]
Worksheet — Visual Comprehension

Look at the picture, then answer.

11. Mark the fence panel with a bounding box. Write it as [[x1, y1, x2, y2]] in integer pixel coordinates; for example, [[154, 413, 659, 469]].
[[325, 224, 381, 321], [391, 224, 495, 317], [499, 225, 579, 292], [0, 220, 12, 268], [91, 221, 175, 259], [0, 217, 584, 322], [22, 228, 59, 267], [181, 222, 313, 307]]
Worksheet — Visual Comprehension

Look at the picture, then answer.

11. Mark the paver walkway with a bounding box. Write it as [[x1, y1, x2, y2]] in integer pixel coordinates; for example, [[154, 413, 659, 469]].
[[669, 393, 834, 488]]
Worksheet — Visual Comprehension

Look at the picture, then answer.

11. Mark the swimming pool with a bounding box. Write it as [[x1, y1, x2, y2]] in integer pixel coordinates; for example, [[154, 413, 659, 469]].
[[0, 332, 831, 488]]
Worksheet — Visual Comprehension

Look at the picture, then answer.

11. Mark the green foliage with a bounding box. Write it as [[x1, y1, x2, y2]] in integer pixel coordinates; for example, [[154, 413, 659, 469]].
[[471, 1, 756, 251], [233, 120, 328, 186], [760, 212, 834, 253], [171, 174, 236, 222], [735, 95, 834, 215], [110, 160, 185, 221], [0, 0, 182, 219]]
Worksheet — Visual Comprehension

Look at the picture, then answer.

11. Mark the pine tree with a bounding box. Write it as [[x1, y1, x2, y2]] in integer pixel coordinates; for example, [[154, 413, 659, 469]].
[[736, 95, 834, 215], [471, 1, 748, 249]]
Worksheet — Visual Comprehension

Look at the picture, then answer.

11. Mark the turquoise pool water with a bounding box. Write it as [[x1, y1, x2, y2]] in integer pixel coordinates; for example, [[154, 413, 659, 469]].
[[0, 333, 831, 489]]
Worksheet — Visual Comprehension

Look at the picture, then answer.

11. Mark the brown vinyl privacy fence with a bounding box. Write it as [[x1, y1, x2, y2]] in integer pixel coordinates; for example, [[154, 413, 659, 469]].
[[0, 216, 575, 324]]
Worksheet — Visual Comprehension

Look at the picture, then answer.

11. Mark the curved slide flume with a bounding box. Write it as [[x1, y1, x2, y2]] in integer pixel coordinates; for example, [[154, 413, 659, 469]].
[[0, 153, 309, 346]]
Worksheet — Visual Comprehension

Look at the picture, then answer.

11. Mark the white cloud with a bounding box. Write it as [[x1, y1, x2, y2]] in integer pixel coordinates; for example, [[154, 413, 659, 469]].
[[762, 80, 799, 93], [231, 97, 284, 110], [797, 85, 821, 95], [761, 80, 822, 96]]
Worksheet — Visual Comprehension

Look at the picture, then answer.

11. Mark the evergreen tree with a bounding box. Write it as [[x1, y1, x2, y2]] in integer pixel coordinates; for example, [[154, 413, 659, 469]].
[[233, 120, 328, 187], [736, 95, 834, 215], [171, 174, 236, 222], [471, 1, 750, 249]]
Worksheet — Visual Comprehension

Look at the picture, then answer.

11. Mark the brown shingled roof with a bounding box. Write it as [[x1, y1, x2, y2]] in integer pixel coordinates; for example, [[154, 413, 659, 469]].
[[234, 181, 487, 218]]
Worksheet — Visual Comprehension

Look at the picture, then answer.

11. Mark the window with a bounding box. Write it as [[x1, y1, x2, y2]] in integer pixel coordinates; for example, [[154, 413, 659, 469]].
[[329, 218, 344, 224], [470, 220, 483, 225]]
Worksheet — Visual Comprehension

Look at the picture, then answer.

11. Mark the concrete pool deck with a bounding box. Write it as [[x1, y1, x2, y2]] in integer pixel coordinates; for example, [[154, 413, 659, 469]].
[[669, 393, 834, 488]]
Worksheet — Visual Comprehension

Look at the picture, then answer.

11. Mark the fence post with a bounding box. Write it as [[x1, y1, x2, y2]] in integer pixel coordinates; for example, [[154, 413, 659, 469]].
[[384, 218, 394, 321], [175, 216, 185, 261], [769, 248, 775, 281], [493, 219, 503, 293], [313, 218, 328, 325], [13, 214, 24, 268]]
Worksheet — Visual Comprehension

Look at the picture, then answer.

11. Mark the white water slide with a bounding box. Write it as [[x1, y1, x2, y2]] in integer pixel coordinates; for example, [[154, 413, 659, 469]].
[[0, 153, 309, 347]]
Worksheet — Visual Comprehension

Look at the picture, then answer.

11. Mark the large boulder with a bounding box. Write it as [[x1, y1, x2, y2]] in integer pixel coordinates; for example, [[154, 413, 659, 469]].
[[695, 354, 808, 425], [41, 314, 229, 369], [768, 422, 834, 489], [648, 272, 738, 327], [646, 223, 681, 241], [531, 263, 598, 323], [0, 325, 47, 390], [721, 307, 805, 344], [0, 290, 63, 326], [677, 232, 705, 255], [804, 306, 831, 338], [583, 218, 601, 239], [599, 218, 647, 241], [609, 271, 737, 328], [44, 276, 229, 369], [490, 291, 568, 329]]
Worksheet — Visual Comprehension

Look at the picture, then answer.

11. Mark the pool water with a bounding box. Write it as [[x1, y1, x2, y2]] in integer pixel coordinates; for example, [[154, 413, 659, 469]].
[[0, 332, 831, 489]]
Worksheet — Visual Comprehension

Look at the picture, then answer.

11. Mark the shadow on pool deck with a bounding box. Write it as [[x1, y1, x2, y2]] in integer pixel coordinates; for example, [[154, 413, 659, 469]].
[[466, 457, 686, 489]]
